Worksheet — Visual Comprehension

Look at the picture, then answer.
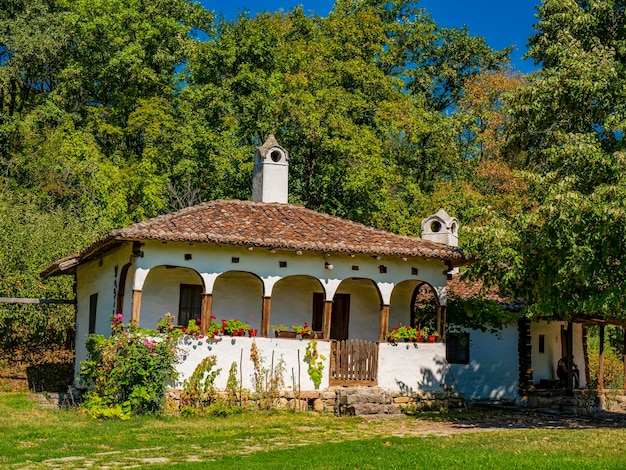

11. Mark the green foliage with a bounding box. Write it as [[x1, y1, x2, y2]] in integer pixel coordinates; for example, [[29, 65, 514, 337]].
[[80, 315, 180, 418], [249, 340, 286, 409], [446, 294, 521, 335], [587, 325, 625, 390], [181, 355, 221, 409], [465, 0, 626, 321], [225, 361, 241, 407], [303, 340, 326, 389]]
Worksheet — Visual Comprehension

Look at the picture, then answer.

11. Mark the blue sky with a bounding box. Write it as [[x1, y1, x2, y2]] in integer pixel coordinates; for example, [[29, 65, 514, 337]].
[[199, 0, 542, 73]]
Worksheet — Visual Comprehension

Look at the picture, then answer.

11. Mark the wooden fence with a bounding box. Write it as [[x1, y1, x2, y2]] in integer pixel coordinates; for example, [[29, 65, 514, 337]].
[[329, 339, 378, 386]]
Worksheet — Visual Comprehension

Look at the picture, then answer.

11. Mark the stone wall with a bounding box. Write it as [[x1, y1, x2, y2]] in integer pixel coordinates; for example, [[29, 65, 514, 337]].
[[520, 390, 598, 414], [165, 388, 336, 413], [599, 390, 626, 412], [165, 387, 465, 416], [335, 387, 464, 416]]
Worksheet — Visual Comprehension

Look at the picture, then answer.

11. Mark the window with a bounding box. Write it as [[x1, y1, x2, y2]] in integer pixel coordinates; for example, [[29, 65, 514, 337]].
[[538, 334, 545, 353], [178, 284, 202, 327], [89, 293, 98, 334], [446, 332, 470, 364]]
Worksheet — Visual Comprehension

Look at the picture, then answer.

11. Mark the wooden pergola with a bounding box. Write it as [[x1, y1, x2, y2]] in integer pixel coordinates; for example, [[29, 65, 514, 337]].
[[572, 315, 626, 396]]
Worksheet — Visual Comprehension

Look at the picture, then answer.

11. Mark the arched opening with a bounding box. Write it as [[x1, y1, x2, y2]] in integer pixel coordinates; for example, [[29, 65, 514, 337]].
[[410, 282, 441, 334], [212, 271, 264, 332], [115, 262, 132, 316], [332, 278, 382, 341], [270, 275, 324, 334], [140, 265, 204, 329], [388, 280, 441, 340]]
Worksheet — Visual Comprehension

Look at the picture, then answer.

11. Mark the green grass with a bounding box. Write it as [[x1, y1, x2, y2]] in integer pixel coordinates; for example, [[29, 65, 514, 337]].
[[2, 393, 626, 469]]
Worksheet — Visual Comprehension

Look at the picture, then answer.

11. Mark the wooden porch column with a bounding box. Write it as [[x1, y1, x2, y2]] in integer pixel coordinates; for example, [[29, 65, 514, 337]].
[[322, 300, 333, 340], [200, 293, 213, 336], [378, 304, 390, 342], [598, 324, 605, 393], [439, 305, 447, 342], [131, 289, 142, 327], [261, 296, 271, 337], [567, 321, 574, 394]]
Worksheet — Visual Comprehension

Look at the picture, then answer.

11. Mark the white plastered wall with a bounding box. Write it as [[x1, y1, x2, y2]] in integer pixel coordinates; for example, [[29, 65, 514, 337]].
[[378, 342, 446, 391], [74, 243, 134, 382], [530, 320, 586, 387], [176, 336, 330, 391], [73, 240, 450, 388], [446, 325, 520, 401]]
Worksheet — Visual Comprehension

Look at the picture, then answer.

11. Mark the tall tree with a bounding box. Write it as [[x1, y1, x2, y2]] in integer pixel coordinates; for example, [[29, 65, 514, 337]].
[[184, 0, 509, 229], [466, 0, 626, 320]]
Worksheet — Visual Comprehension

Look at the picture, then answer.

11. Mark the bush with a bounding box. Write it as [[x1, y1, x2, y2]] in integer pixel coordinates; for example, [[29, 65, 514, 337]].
[[79, 315, 180, 418]]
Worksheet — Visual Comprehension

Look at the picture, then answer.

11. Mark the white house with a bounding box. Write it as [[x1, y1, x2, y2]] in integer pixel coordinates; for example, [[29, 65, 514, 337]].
[[41, 135, 590, 404]]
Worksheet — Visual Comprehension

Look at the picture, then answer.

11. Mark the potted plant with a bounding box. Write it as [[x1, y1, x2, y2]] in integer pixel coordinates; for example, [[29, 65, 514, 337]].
[[220, 318, 249, 336], [421, 327, 438, 342], [386, 323, 410, 343], [273, 324, 296, 338], [292, 322, 313, 338]]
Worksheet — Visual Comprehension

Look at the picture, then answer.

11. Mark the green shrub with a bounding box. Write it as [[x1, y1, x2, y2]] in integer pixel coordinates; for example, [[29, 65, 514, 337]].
[[79, 314, 180, 418]]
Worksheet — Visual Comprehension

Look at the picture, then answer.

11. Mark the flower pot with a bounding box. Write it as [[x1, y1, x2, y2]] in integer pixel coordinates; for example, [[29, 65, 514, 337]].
[[427, 335, 436, 343], [275, 331, 297, 339], [303, 331, 324, 340]]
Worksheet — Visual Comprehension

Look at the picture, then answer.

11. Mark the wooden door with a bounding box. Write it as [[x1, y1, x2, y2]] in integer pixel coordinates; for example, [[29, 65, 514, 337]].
[[331, 294, 350, 340], [312, 293, 350, 340]]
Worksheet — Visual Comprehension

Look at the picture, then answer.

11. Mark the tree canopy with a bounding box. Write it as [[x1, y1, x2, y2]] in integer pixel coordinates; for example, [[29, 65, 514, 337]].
[[4, 0, 626, 347], [465, 0, 626, 320]]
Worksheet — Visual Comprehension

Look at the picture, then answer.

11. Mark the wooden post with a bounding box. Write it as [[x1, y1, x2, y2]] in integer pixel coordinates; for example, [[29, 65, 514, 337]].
[[567, 321, 574, 394], [378, 304, 390, 342], [322, 300, 333, 340], [623, 327, 626, 391], [131, 289, 142, 327], [200, 293, 213, 336], [438, 305, 447, 341], [598, 324, 605, 393], [261, 296, 271, 337], [597, 324, 607, 410]]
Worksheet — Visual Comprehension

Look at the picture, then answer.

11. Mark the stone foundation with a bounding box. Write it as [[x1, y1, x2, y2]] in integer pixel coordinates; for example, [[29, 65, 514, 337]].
[[520, 390, 598, 414], [598, 390, 626, 412], [165, 388, 336, 413], [335, 387, 464, 416], [165, 387, 465, 416]]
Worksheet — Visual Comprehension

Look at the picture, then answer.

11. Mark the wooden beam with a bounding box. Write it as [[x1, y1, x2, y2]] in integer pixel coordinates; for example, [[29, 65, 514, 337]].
[[200, 293, 213, 336], [261, 296, 271, 337], [598, 324, 605, 392], [567, 321, 574, 394], [378, 304, 389, 342], [322, 300, 333, 340], [131, 289, 142, 327], [0, 297, 76, 305]]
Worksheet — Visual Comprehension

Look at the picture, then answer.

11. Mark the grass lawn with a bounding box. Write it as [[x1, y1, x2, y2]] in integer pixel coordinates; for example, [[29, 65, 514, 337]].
[[2, 393, 626, 469]]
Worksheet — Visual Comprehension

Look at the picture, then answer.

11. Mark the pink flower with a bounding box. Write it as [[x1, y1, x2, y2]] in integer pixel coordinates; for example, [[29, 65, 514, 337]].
[[144, 340, 155, 349]]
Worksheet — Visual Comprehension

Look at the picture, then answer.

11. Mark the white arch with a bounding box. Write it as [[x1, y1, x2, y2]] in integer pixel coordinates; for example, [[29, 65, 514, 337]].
[[132, 267, 151, 291]]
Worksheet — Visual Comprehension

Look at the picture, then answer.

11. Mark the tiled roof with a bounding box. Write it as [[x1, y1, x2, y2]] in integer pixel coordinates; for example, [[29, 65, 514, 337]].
[[447, 274, 525, 310], [42, 199, 468, 277]]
